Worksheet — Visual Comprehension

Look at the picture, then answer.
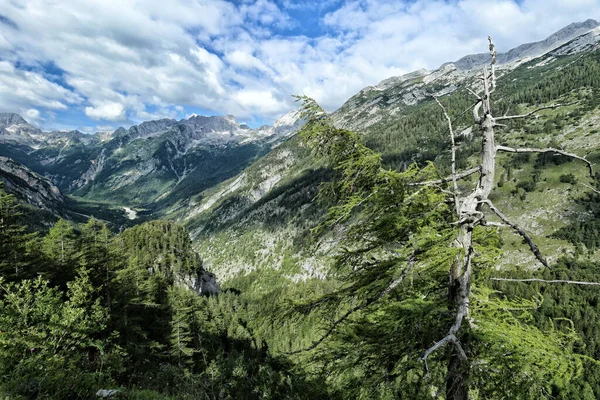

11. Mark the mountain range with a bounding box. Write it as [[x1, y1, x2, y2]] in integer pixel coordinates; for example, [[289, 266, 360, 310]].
[[2, 19, 600, 282], [0, 109, 301, 214]]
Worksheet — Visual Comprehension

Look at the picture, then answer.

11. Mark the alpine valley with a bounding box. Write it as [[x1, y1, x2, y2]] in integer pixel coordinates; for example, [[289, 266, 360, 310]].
[[3, 18, 600, 399]]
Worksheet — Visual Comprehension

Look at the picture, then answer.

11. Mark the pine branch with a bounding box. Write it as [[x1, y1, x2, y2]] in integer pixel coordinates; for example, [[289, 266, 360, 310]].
[[330, 190, 377, 226], [496, 145, 593, 176], [286, 262, 414, 355]]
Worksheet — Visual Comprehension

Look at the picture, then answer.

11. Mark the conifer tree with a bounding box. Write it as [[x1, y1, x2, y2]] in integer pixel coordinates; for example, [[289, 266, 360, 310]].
[[0, 184, 40, 281], [42, 218, 79, 284]]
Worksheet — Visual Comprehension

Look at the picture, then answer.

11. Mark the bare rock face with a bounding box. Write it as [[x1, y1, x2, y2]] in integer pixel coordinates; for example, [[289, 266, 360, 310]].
[[0, 113, 45, 146], [128, 118, 178, 139], [198, 271, 220, 295], [0, 156, 64, 210], [176, 269, 220, 296], [0, 113, 28, 127]]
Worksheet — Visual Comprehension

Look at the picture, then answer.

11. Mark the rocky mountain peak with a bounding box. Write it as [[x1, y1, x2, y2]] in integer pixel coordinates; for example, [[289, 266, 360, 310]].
[[551, 19, 599, 39], [374, 68, 429, 91], [129, 118, 178, 138], [183, 114, 242, 133], [273, 109, 301, 128], [0, 113, 28, 127], [453, 19, 599, 71]]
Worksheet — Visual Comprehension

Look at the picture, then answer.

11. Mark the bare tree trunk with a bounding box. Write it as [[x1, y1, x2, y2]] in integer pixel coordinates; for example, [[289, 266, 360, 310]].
[[445, 84, 497, 399], [447, 352, 469, 399], [425, 40, 593, 396]]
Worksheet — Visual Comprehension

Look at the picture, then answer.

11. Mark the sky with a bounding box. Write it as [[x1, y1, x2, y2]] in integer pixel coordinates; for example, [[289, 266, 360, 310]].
[[0, 0, 599, 133]]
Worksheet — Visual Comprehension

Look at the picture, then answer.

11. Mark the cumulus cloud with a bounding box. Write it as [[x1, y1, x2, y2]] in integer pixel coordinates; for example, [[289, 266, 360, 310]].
[[0, 60, 82, 112], [22, 108, 43, 124], [0, 0, 598, 129], [85, 102, 127, 121]]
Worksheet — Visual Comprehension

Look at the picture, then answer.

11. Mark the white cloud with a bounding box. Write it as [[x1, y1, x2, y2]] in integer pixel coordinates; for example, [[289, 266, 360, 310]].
[[0, 0, 599, 128], [85, 102, 126, 121], [22, 108, 43, 123], [233, 89, 287, 114], [0, 61, 81, 112]]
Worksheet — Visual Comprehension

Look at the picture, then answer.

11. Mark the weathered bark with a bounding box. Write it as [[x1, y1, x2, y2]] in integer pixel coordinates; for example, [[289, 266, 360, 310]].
[[443, 66, 496, 399]]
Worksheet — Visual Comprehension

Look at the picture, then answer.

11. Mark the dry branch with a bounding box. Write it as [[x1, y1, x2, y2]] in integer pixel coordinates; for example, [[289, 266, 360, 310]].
[[494, 103, 572, 121], [491, 278, 600, 286], [466, 88, 481, 101], [473, 99, 483, 124], [422, 333, 467, 373], [480, 199, 549, 268], [581, 182, 600, 195], [496, 145, 593, 176], [434, 96, 460, 213]]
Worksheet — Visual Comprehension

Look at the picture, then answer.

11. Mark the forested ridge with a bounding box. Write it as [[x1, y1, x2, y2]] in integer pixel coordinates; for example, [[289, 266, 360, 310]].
[[0, 189, 328, 399], [3, 44, 600, 400]]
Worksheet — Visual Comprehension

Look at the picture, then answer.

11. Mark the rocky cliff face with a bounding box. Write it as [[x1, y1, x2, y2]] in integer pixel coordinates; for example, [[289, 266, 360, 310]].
[[176, 269, 220, 295], [0, 113, 28, 126], [0, 155, 64, 211]]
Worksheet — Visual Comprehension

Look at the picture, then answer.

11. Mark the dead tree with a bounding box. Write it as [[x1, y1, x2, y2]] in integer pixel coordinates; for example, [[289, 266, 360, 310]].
[[422, 37, 594, 400]]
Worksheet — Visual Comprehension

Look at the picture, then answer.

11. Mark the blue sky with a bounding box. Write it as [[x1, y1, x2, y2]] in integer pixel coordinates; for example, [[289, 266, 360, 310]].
[[0, 0, 599, 133]]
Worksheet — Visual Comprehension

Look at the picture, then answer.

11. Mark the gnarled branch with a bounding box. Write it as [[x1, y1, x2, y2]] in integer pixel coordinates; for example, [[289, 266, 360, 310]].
[[479, 199, 549, 268], [422, 333, 467, 373], [494, 103, 574, 121], [491, 278, 600, 286], [480, 221, 508, 228], [496, 145, 593, 176], [473, 100, 483, 124]]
